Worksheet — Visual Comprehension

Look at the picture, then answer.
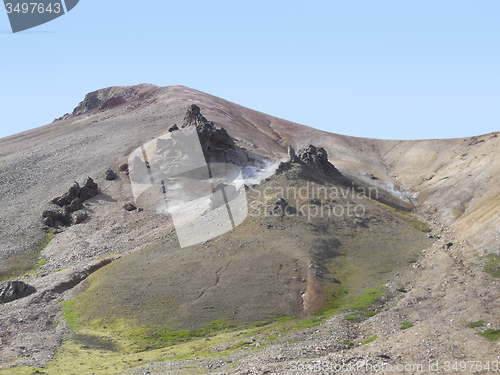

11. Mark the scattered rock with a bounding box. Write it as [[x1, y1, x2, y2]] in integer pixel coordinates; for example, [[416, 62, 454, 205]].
[[268, 197, 297, 216], [308, 198, 322, 206], [0, 281, 36, 304], [105, 169, 118, 181], [72, 210, 88, 225], [52, 178, 99, 207], [124, 203, 137, 211], [118, 163, 129, 172]]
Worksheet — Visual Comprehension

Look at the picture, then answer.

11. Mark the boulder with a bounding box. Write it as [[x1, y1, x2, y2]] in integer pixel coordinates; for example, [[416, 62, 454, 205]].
[[72, 210, 88, 225], [79, 177, 99, 201], [124, 203, 137, 211], [0, 281, 36, 304], [52, 178, 99, 207], [105, 169, 118, 181], [60, 206, 73, 226], [69, 198, 83, 212], [43, 217, 54, 227], [42, 210, 63, 221], [168, 124, 179, 132], [268, 197, 297, 216]]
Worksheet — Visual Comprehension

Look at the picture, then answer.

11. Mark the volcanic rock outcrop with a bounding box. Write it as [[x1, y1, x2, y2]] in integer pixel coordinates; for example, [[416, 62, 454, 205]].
[[42, 177, 98, 227], [181, 104, 239, 164], [71, 84, 159, 116], [0, 281, 36, 304], [277, 145, 347, 184]]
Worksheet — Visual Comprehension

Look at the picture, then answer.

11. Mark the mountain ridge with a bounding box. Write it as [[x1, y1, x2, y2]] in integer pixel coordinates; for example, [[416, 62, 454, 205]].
[[0, 84, 499, 373]]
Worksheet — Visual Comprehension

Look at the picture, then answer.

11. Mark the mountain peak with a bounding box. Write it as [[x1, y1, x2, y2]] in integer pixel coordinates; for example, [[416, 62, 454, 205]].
[[70, 83, 160, 117]]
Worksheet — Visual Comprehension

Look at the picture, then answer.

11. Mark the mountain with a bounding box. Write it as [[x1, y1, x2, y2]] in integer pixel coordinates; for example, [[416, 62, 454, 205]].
[[0, 84, 499, 374]]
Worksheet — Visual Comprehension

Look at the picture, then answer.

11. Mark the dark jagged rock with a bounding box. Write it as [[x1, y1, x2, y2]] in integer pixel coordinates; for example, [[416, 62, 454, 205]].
[[0, 281, 36, 304], [105, 169, 118, 181], [180, 104, 237, 164], [72, 210, 88, 225], [46, 178, 97, 227], [79, 177, 99, 201], [52, 182, 80, 207], [277, 145, 346, 183], [52, 178, 99, 207], [168, 124, 179, 132], [287, 145, 298, 163], [182, 104, 214, 129]]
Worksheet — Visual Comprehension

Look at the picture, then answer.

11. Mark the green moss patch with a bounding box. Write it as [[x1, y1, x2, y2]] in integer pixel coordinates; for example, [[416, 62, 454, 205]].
[[0, 229, 55, 282], [318, 284, 386, 320], [467, 320, 485, 328], [344, 314, 361, 321], [484, 254, 500, 278], [362, 335, 378, 345], [293, 318, 322, 329], [478, 329, 500, 342], [400, 321, 413, 330]]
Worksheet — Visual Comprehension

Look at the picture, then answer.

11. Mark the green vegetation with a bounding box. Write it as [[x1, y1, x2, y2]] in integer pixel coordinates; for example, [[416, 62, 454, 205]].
[[484, 254, 500, 278], [362, 335, 378, 345], [478, 329, 500, 342], [266, 334, 278, 340], [293, 318, 322, 329], [467, 320, 485, 328], [400, 321, 413, 330], [343, 340, 354, 347], [344, 314, 360, 321], [318, 285, 386, 320], [385, 205, 432, 233], [0, 229, 55, 282]]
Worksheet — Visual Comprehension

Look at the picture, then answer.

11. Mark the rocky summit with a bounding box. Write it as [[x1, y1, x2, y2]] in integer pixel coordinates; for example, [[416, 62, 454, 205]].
[[0, 84, 499, 374]]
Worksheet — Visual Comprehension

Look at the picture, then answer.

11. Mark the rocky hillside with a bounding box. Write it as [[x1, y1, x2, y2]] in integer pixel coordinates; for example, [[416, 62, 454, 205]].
[[0, 84, 499, 374]]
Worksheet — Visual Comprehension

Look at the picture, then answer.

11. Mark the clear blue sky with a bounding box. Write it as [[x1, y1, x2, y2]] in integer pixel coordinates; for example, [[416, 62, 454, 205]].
[[1, 1, 499, 140]]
